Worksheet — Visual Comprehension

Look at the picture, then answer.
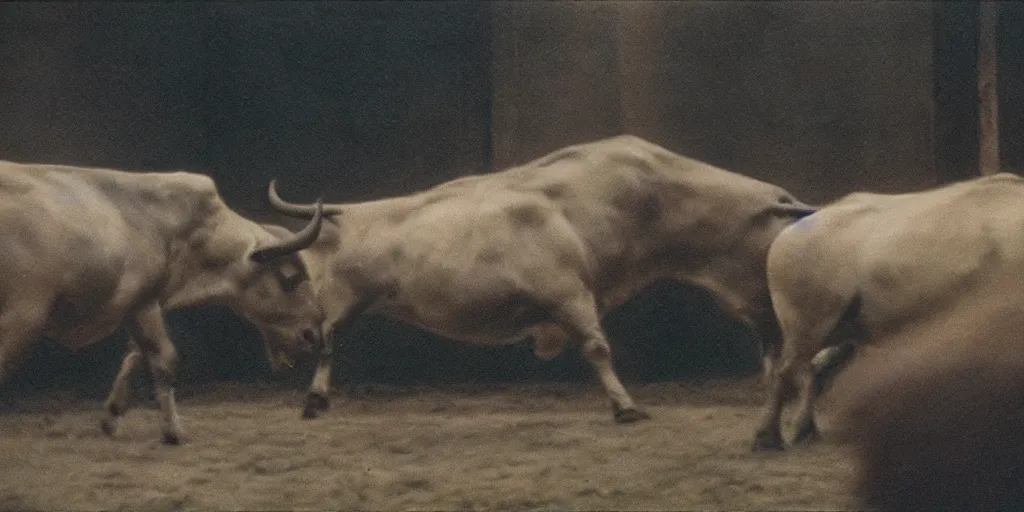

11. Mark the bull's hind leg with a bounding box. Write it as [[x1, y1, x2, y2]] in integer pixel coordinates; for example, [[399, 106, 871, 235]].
[[100, 338, 144, 437], [752, 324, 836, 451], [128, 304, 183, 445], [752, 353, 790, 451], [554, 293, 649, 423], [752, 307, 846, 451], [791, 360, 821, 444]]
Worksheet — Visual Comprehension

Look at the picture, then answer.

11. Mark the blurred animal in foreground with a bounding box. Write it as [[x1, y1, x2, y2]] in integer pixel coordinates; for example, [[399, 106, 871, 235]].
[[831, 279, 1024, 511]]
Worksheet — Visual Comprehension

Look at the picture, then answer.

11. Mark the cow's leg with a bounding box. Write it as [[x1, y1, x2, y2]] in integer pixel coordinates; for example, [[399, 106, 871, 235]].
[[809, 342, 857, 399], [100, 338, 144, 437], [790, 339, 860, 444], [791, 359, 821, 444], [127, 304, 183, 445], [303, 298, 367, 420], [303, 338, 333, 419], [753, 325, 833, 451], [752, 353, 790, 451], [555, 294, 648, 423]]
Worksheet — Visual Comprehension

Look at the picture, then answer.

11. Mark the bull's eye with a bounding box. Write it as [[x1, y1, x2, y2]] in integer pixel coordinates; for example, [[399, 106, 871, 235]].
[[778, 195, 794, 204]]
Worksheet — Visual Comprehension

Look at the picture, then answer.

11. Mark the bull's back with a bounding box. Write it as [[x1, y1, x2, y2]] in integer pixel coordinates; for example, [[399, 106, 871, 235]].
[[774, 176, 1024, 332], [855, 180, 1024, 326]]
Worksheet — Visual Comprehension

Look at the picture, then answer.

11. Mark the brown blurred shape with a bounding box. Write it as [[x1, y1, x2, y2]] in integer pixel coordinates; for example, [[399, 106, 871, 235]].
[[832, 277, 1024, 511]]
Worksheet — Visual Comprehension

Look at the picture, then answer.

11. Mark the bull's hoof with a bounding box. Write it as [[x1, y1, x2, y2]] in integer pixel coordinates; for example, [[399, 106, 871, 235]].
[[751, 429, 785, 452], [793, 421, 821, 445], [161, 432, 182, 446], [302, 393, 329, 420], [613, 406, 651, 424], [99, 418, 117, 437]]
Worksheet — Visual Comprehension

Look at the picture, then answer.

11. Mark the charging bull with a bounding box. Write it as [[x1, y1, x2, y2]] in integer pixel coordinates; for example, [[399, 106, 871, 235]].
[[753, 172, 1024, 451], [267, 135, 815, 422], [0, 161, 326, 444]]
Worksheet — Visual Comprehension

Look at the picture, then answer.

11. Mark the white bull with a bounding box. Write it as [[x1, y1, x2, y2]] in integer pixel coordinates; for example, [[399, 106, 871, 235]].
[[272, 135, 815, 422], [0, 162, 326, 444]]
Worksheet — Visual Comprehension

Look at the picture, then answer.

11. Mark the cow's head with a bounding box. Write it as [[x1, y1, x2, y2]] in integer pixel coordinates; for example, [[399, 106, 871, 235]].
[[229, 202, 326, 372]]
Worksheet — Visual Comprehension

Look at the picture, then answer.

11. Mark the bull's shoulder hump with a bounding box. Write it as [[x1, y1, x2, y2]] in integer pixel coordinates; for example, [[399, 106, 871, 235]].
[[519, 135, 670, 170], [143, 171, 220, 197]]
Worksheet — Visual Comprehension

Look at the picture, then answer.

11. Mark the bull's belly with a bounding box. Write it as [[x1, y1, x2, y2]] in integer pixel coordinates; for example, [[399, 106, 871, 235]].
[[387, 312, 536, 345], [364, 302, 544, 346], [42, 285, 143, 349]]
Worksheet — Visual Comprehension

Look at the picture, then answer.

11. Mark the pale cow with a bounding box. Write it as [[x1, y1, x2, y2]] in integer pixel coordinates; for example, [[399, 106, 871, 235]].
[[267, 135, 815, 422], [752, 172, 1024, 451], [0, 162, 326, 444]]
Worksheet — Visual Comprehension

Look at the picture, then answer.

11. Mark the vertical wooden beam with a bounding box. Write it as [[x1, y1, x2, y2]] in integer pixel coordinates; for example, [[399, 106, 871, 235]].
[[932, 1, 980, 183], [997, 2, 1024, 174], [978, 1, 999, 175]]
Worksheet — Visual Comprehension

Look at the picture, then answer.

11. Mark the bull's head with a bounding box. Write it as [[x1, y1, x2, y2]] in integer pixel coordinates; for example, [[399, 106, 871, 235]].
[[232, 201, 326, 372]]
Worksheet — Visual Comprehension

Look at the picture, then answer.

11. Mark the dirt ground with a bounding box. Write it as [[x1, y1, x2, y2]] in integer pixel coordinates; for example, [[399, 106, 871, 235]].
[[0, 377, 857, 511]]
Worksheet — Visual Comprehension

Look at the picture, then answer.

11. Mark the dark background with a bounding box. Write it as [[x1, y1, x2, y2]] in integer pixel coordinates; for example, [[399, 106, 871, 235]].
[[1, 1, 1020, 397]]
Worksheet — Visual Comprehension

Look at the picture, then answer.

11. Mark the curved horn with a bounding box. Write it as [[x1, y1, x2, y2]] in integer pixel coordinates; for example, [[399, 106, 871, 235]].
[[268, 180, 344, 218], [249, 200, 324, 263], [268, 179, 318, 217]]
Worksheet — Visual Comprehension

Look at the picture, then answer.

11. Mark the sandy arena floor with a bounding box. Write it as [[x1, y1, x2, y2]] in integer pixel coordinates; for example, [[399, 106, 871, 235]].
[[0, 378, 856, 510]]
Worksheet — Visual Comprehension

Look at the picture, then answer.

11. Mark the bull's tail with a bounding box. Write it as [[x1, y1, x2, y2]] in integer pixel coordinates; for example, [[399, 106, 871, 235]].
[[769, 203, 818, 218]]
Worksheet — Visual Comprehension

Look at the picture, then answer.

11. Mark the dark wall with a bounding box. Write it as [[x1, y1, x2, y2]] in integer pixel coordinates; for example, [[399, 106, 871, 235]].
[[0, 2, 1008, 396], [201, 2, 493, 209], [999, 2, 1024, 174], [0, 3, 208, 170], [493, 1, 937, 203]]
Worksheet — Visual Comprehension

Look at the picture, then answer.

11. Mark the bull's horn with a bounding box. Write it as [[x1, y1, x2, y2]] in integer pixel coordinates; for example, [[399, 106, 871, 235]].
[[249, 200, 324, 263], [268, 180, 343, 218]]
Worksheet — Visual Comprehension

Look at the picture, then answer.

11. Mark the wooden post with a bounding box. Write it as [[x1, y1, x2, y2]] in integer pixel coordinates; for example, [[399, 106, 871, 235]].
[[978, 1, 1000, 175], [932, 1, 979, 183]]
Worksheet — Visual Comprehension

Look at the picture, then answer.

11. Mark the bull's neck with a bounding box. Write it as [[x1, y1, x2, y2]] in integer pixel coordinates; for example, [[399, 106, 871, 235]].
[[161, 202, 255, 311]]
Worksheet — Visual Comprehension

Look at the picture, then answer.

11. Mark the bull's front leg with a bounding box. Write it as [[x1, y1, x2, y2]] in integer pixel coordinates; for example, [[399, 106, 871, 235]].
[[128, 304, 183, 445], [303, 296, 366, 420], [100, 338, 144, 437], [302, 339, 334, 419]]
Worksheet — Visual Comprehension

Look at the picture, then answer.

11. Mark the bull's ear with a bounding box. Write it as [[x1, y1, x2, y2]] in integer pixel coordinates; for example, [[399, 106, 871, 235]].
[[249, 200, 324, 263]]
